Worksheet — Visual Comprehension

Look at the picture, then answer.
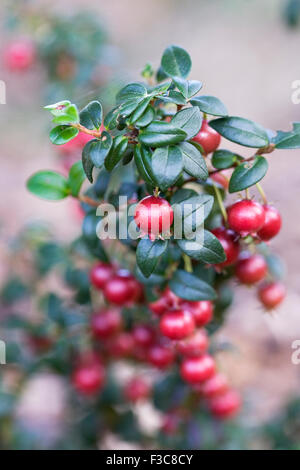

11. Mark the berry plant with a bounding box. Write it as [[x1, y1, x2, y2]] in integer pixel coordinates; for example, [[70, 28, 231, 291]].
[[10, 44, 298, 449]]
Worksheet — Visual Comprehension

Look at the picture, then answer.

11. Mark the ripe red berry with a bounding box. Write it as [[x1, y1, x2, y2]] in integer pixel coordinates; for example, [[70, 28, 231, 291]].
[[124, 377, 150, 402], [72, 360, 105, 396], [177, 329, 208, 357], [227, 200, 265, 236], [160, 309, 195, 340], [147, 344, 175, 369], [208, 390, 241, 419], [211, 227, 240, 268], [257, 205, 282, 241], [103, 275, 134, 305], [210, 171, 229, 190], [195, 373, 229, 398], [132, 324, 156, 348], [192, 119, 221, 154], [180, 354, 215, 384], [4, 39, 35, 71], [149, 288, 179, 315], [180, 300, 213, 327], [90, 262, 114, 290], [258, 282, 286, 310], [235, 253, 267, 285], [91, 309, 122, 339], [107, 332, 134, 358], [134, 195, 174, 237]]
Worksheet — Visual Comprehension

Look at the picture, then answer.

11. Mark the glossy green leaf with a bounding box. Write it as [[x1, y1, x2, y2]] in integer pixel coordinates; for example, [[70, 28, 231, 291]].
[[104, 107, 119, 130], [177, 230, 226, 264], [79, 101, 103, 130], [50, 126, 78, 145], [169, 269, 216, 301], [134, 145, 156, 186], [150, 81, 171, 96], [172, 77, 202, 99], [171, 106, 202, 139], [211, 149, 241, 169], [52, 104, 79, 125], [190, 95, 228, 117], [139, 121, 187, 147], [172, 194, 214, 237], [68, 161, 86, 197], [159, 91, 186, 105], [179, 142, 208, 180], [161, 45, 192, 78], [105, 135, 128, 171], [209, 116, 269, 148], [82, 144, 94, 183], [151, 146, 183, 190], [135, 106, 155, 127], [83, 133, 113, 170], [129, 97, 152, 123], [273, 123, 300, 149], [229, 156, 268, 193], [44, 100, 71, 116], [116, 82, 147, 105], [136, 238, 168, 278], [27, 171, 69, 200]]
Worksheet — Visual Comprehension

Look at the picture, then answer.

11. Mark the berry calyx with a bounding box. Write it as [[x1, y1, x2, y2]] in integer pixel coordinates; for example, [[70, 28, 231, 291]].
[[192, 119, 221, 154], [177, 329, 208, 357], [208, 390, 241, 419], [91, 309, 122, 339], [134, 195, 174, 237], [147, 343, 175, 369], [258, 282, 286, 310], [211, 227, 240, 268], [235, 253, 267, 285], [124, 377, 150, 402], [227, 199, 265, 236], [257, 205, 282, 241], [180, 300, 213, 327], [90, 262, 114, 290], [72, 360, 105, 395], [180, 354, 215, 384], [160, 309, 195, 340]]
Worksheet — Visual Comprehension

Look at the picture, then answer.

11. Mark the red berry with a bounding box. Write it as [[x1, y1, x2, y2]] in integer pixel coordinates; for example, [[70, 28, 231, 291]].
[[180, 301, 213, 327], [180, 355, 215, 384], [4, 39, 35, 71], [258, 282, 286, 310], [209, 390, 241, 419], [91, 309, 122, 339], [211, 171, 229, 190], [132, 324, 156, 348], [160, 309, 195, 340], [227, 200, 265, 236], [103, 275, 134, 305], [59, 132, 93, 156], [149, 288, 179, 315], [90, 262, 114, 290], [72, 360, 105, 396], [177, 329, 208, 357], [124, 377, 150, 402], [257, 205, 282, 241], [107, 332, 134, 358], [235, 253, 267, 285], [196, 373, 229, 398], [147, 344, 175, 369], [134, 195, 174, 237], [211, 227, 240, 268], [192, 119, 221, 154]]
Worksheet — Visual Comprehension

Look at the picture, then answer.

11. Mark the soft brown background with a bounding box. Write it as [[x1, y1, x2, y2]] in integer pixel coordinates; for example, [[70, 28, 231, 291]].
[[1, 0, 300, 425]]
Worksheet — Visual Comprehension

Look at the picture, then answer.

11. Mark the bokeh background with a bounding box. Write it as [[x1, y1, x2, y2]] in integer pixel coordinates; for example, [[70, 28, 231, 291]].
[[1, 0, 300, 449]]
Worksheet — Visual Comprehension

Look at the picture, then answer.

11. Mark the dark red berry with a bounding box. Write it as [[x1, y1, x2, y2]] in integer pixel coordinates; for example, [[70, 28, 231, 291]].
[[227, 199, 265, 236], [180, 301, 213, 327], [107, 332, 134, 358], [124, 377, 150, 402], [103, 275, 134, 305], [134, 195, 174, 236], [180, 354, 215, 384], [160, 309, 195, 340], [147, 344, 175, 369], [235, 253, 267, 285], [195, 373, 229, 398], [257, 205, 282, 241], [208, 390, 241, 419], [211, 227, 240, 268], [91, 309, 122, 339], [177, 329, 208, 357], [149, 288, 179, 315], [132, 324, 156, 348], [72, 360, 105, 395], [258, 282, 286, 310], [90, 262, 114, 290], [192, 119, 221, 154]]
